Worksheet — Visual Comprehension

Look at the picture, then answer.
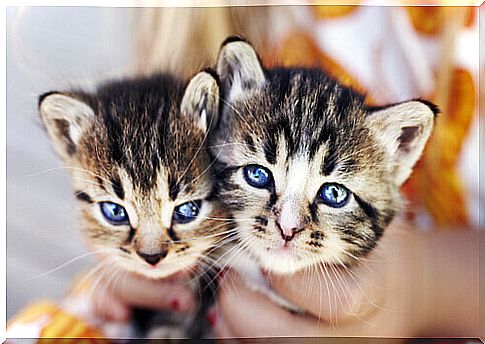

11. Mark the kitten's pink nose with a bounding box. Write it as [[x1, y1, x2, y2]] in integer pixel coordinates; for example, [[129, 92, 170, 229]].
[[276, 221, 304, 242], [276, 202, 304, 242]]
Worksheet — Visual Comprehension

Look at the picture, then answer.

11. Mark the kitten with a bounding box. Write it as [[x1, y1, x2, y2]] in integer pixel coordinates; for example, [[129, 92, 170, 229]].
[[39, 71, 225, 337], [210, 37, 437, 308]]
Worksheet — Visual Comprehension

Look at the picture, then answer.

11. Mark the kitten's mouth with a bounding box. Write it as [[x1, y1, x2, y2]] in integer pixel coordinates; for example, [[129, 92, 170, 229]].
[[115, 253, 197, 279], [265, 237, 297, 254], [139, 262, 196, 279]]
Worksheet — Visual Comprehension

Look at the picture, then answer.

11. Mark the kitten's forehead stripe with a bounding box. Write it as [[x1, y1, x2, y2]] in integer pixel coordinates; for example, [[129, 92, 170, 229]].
[[95, 177, 106, 191], [168, 175, 180, 201], [238, 69, 368, 178], [321, 139, 337, 176], [263, 139, 277, 165], [83, 75, 208, 194], [111, 176, 125, 200], [244, 135, 256, 153]]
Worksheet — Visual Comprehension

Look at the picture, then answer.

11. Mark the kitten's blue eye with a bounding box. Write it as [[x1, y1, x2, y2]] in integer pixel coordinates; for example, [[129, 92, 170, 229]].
[[243, 165, 273, 188], [173, 201, 201, 224], [100, 202, 129, 225], [318, 183, 350, 208]]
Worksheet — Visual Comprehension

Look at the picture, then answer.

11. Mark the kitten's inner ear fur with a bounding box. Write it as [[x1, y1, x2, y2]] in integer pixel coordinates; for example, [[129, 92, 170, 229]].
[[39, 93, 95, 160], [217, 38, 266, 102], [366, 100, 437, 185], [181, 71, 219, 133]]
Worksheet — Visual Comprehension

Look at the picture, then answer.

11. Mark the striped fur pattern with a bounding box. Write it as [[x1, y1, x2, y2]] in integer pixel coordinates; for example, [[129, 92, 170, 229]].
[[211, 38, 437, 274], [39, 72, 227, 281]]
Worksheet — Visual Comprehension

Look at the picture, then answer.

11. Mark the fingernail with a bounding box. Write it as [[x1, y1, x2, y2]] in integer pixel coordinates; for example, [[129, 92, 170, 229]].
[[170, 298, 180, 311], [207, 309, 218, 327], [217, 269, 226, 282]]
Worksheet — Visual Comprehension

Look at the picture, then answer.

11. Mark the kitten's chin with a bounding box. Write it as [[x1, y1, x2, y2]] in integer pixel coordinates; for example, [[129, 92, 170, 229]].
[[248, 235, 345, 275], [250, 242, 310, 275], [256, 252, 309, 275], [135, 266, 189, 280], [138, 269, 188, 280]]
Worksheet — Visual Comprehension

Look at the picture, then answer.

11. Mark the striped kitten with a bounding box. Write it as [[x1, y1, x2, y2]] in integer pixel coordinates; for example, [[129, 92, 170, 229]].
[[39, 71, 225, 337], [211, 37, 436, 304]]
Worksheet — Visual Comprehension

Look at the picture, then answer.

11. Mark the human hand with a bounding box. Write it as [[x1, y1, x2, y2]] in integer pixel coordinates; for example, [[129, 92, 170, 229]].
[[213, 222, 479, 338], [89, 268, 196, 322], [213, 259, 387, 337]]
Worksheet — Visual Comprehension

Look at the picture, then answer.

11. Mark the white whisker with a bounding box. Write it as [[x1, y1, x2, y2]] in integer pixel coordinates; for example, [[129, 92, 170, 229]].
[[26, 248, 116, 281]]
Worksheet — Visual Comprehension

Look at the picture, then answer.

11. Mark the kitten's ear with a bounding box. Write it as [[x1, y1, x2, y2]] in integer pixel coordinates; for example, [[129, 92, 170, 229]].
[[39, 92, 95, 161], [180, 70, 219, 133], [366, 100, 438, 185], [217, 36, 265, 102]]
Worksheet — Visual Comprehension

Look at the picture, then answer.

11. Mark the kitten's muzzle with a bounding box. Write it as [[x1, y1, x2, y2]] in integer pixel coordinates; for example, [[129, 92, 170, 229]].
[[136, 247, 168, 266]]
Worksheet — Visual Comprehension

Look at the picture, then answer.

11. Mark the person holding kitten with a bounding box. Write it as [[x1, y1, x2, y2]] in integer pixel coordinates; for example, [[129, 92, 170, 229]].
[[87, 35, 479, 338], [7, 6, 480, 340]]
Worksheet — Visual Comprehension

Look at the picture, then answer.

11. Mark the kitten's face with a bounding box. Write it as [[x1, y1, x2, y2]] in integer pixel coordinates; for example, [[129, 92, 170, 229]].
[[40, 73, 224, 279], [213, 39, 436, 274]]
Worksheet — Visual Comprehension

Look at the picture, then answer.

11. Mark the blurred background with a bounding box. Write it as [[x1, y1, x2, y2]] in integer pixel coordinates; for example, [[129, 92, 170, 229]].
[[6, 5, 483, 320]]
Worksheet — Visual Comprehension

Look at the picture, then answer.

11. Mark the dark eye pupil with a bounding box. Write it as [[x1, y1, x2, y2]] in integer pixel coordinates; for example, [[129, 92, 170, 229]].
[[100, 202, 128, 225], [244, 165, 272, 188], [319, 183, 349, 208], [181, 203, 197, 216], [174, 201, 201, 224], [113, 207, 122, 216], [252, 170, 263, 180], [329, 186, 340, 200], [109, 204, 124, 218]]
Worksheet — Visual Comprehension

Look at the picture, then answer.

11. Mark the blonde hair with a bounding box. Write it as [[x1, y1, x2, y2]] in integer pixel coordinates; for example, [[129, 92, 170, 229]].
[[131, 6, 293, 78]]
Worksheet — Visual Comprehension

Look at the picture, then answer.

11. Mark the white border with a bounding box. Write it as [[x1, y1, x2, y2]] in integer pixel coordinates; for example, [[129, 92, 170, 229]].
[[3, 1, 485, 7], [2, 4, 6, 343], [2, 1, 482, 342]]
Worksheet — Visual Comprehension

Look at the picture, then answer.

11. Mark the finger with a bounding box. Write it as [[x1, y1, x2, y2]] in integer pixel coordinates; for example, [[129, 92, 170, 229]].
[[218, 271, 398, 337], [207, 307, 233, 338], [217, 271, 326, 337], [112, 273, 196, 313], [92, 285, 130, 322], [212, 318, 233, 339], [268, 260, 383, 323]]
